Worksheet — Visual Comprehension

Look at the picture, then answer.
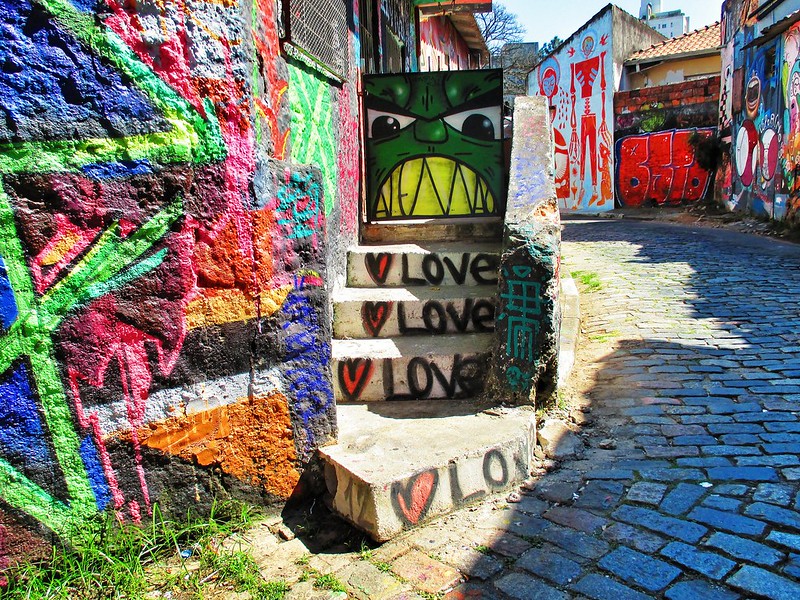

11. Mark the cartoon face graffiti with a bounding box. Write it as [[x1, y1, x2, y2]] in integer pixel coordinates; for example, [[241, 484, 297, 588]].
[[364, 70, 505, 220]]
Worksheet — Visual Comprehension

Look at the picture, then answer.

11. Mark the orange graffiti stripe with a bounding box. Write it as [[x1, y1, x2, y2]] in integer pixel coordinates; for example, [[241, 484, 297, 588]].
[[185, 285, 291, 329]]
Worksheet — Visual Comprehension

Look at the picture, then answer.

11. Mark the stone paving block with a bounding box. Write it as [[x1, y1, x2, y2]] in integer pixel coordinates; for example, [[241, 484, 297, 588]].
[[676, 457, 732, 468], [505, 514, 551, 538], [614, 505, 707, 542], [762, 433, 800, 442], [598, 546, 681, 592], [673, 435, 717, 446], [409, 526, 459, 551], [644, 445, 699, 458], [704, 532, 785, 566], [602, 522, 666, 553], [687, 507, 766, 536], [571, 573, 651, 600], [765, 422, 800, 433], [517, 544, 582, 586], [540, 524, 611, 560], [474, 530, 531, 558], [391, 550, 462, 595], [763, 443, 800, 454], [744, 502, 800, 530], [660, 541, 736, 579], [708, 423, 765, 434], [701, 445, 761, 456], [714, 484, 749, 496], [727, 565, 800, 600], [533, 478, 582, 504], [753, 483, 795, 506], [638, 467, 705, 481], [662, 424, 707, 437], [733, 412, 797, 423], [664, 580, 740, 600], [737, 454, 800, 467], [494, 572, 568, 600], [543, 506, 607, 533], [436, 545, 503, 581], [574, 480, 624, 510], [702, 495, 742, 512], [784, 553, 800, 579], [443, 582, 495, 600], [625, 482, 667, 505], [341, 561, 407, 600], [720, 434, 761, 445]]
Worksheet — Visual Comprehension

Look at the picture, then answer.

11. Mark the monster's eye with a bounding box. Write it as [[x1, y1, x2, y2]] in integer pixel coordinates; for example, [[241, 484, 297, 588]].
[[367, 110, 415, 139], [444, 107, 501, 141]]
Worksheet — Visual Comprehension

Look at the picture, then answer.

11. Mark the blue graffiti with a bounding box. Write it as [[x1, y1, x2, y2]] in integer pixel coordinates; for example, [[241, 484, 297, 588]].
[[0, 0, 168, 144], [81, 160, 154, 180], [0, 255, 17, 332], [281, 290, 334, 455], [79, 435, 111, 511], [0, 362, 54, 484]]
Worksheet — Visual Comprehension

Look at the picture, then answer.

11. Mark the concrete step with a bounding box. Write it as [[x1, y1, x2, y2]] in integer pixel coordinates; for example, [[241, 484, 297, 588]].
[[319, 401, 535, 541], [332, 333, 492, 402], [361, 217, 503, 244], [347, 242, 501, 288], [333, 285, 497, 339]]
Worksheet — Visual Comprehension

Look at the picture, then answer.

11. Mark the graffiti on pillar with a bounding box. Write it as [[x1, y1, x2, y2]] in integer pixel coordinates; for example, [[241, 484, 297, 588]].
[[364, 70, 505, 220], [782, 22, 800, 223], [616, 128, 715, 207]]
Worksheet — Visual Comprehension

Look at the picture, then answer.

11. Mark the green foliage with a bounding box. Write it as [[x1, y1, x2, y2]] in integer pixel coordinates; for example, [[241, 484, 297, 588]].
[[314, 573, 346, 592], [1, 500, 269, 600], [571, 270, 602, 291]]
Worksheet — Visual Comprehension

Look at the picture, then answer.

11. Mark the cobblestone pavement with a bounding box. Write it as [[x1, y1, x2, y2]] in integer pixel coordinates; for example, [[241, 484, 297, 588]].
[[226, 219, 800, 599]]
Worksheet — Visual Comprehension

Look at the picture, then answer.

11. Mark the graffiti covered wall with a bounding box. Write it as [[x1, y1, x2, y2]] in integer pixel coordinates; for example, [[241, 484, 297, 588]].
[[720, 0, 800, 223], [418, 16, 472, 72], [364, 69, 505, 221], [614, 77, 719, 207], [0, 0, 362, 562], [530, 12, 615, 212]]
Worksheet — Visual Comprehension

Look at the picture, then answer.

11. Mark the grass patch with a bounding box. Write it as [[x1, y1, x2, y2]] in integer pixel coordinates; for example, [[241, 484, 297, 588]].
[[314, 573, 345, 592], [474, 544, 491, 555], [570, 270, 602, 291], [1, 500, 280, 600], [588, 331, 619, 343]]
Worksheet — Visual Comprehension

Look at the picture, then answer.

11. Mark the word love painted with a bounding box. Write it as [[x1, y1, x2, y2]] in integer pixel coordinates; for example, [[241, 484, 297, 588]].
[[364, 252, 498, 287], [391, 448, 525, 526], [360, 299, 495, 337]]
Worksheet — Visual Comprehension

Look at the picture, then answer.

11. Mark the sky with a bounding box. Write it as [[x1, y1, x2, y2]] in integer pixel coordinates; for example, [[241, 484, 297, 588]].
[[499, 0, 723, 47]]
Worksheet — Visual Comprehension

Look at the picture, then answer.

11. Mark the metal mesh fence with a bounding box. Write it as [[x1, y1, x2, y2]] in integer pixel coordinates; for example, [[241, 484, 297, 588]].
[[287, 0, 348, 77]]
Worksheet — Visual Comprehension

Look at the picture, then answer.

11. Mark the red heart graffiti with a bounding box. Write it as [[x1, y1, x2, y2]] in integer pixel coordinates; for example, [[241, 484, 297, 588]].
[[362, 302, 392, 337], [391, 470, 439, 526], [338, 358, 374, 401], [365, 253, 392, 285]]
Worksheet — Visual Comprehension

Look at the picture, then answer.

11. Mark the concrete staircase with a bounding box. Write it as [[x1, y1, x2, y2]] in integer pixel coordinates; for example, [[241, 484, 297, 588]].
[[320, 220, 536, 540]]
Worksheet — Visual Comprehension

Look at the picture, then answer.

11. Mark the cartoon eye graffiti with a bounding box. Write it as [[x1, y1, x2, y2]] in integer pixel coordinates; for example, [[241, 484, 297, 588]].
[[443, 107, 501, 140], [367, 110, 416, 139]]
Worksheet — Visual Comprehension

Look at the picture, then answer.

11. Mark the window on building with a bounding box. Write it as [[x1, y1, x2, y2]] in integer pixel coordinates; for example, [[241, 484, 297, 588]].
[[281, 0, 349, 79]]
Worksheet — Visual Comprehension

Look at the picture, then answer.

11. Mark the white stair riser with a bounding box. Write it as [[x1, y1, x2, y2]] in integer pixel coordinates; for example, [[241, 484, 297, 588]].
[[334, 354, 490, 402], [322, 429, 534, 541], [334, 298, 496, 338], [348, 250, 500, 288]]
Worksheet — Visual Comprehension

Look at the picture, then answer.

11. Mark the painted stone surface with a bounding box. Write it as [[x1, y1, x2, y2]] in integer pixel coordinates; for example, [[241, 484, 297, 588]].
[[0, 0, 361, 563], [364, 69, 505, 221]]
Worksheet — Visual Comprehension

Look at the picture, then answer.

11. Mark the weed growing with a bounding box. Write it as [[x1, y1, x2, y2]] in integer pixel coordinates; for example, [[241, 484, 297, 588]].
[[570, 270, 602, 291]]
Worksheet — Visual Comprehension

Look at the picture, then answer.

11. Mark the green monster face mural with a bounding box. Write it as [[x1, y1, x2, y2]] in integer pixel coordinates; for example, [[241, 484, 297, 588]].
[[364, 69, 505, 220]]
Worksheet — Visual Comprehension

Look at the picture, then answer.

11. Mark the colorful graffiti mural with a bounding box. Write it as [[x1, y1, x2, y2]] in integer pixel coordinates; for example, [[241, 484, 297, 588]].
[[364, 69, 505, 221], [533, 19, 614, 212], [616, 128, 714, 207], [782, 21, 800, 222], [418, 16, 472, 71], [0, 0, 359, 562]]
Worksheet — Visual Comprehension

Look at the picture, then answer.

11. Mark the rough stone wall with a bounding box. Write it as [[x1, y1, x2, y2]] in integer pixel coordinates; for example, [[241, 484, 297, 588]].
[[614, 77, 719, 207], [0, 0, 361, 563], [488, 96, 561, 406]]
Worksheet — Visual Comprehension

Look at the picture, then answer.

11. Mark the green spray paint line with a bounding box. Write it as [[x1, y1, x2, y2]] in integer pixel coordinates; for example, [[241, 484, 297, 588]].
[[287, 63, 337, 214], [0, 186, 183, 536], [0, 185, 97, 525]]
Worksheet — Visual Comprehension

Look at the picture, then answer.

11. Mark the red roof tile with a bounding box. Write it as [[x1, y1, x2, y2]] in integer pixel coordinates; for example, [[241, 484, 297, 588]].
[[627, 22, 721, 63]]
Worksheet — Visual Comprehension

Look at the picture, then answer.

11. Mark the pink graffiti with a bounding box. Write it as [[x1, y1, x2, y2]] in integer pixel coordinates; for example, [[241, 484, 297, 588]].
[[617, 128, 714, 207], [337, 85, 360, 235]]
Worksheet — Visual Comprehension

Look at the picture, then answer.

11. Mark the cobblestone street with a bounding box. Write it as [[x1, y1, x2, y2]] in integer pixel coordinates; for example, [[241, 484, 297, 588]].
[[231, 219, 800, 599]]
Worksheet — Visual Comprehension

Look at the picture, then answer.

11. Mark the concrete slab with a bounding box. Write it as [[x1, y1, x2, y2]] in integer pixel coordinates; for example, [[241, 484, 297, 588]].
[[332, 334, 493, 401], [319, 401, 535, 541], [347, 243, 501, 288], [333, 285, 497, 338]]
